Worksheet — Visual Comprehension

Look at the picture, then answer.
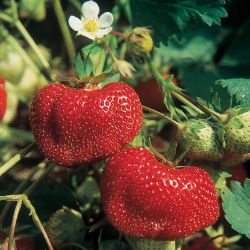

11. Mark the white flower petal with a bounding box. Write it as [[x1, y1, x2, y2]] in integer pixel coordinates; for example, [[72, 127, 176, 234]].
[[98, 12, 114, 28], [68, 16, 82, 31], [82, 1, 99, 19], [77, 30, 95, 40], [95, 27, 112, 38]]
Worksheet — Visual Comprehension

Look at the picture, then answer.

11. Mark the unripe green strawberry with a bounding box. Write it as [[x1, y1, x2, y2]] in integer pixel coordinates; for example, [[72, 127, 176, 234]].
[[224, 109, 250, 155], [126, 237, 174, 250], [180, 120, 223, 162], [45, 207, 85, 248], [0, 43, 24, 83]]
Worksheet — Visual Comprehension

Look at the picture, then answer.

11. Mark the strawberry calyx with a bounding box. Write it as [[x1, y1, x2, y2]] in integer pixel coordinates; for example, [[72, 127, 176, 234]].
[[59, 72, 114, 90]]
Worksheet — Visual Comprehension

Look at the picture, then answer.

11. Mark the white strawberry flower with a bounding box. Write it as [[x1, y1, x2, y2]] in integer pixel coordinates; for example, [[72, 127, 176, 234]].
[[68, 0, 114, 40]]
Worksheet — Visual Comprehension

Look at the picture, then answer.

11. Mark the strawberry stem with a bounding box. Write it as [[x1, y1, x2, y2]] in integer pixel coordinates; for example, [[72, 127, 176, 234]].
[[180, 92, 229, 123], [145, 55, 205, 116], [52, 0, 76, 67], [142, 105, 184, 130], [0, 194, 55, 250], [7, 198, 22, 250], [0, 162, 43, 228], [0, 143, 36, 177]]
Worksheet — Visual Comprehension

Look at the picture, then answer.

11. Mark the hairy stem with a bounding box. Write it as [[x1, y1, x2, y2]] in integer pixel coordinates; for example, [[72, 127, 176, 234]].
[[8, 199, 22, 250], [0, 143, 36, 177], [142, 105, 184, 130], [179, 92, 229, 123], [0, 195, 55, 250], [52, 0, 76, 67], [68, 0, 82, 12], [15, 20, 51, 71], [146, 56, 204, 116], [23, 196, 54, 250], [0, 165, 41, 228]]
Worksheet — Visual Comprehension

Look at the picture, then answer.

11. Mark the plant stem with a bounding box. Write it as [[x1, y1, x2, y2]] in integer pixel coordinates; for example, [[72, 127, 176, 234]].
[[0, 165, 41, 228], [0, 195, 54, 250], [180, 92, 229, 123], [68, 0, 82, 12], [172, 92, 205, 115], [8, 199, 22, 250], [15, 20, 51, 71], [89, 218, 108, 232], [146, 55, 204, 116], [102, 41, 116, 62], [52, 0, 76, 67], [175, 240, 182, 250], [95, 44, 107, 75], [0, 143, 36, 177], [142, 105, 184, 130], [23, 196, 54, 250]]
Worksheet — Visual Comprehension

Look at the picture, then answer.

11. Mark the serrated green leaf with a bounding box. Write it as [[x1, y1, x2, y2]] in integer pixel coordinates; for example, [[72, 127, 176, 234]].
[[75, 52, 93, 79], [216, 78, 250, 105], [222, 179, 250, 237], [131, 0, 227, 45]]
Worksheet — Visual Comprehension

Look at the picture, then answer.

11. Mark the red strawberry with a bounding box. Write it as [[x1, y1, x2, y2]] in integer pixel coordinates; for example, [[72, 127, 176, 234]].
[[29, 82, 143, 167], [100, 148, 219, 241], [0, 76, 7, 121], [183, 236, 221, 250], [227, 164, 248, 184], [136, 73, 177, 111]]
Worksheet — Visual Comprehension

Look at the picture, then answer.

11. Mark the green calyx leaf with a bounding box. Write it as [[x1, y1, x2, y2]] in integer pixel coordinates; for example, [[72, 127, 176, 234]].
[[161, 75, 185, 119], [222, 179, 250, 238], [76, 43, 107, 79]]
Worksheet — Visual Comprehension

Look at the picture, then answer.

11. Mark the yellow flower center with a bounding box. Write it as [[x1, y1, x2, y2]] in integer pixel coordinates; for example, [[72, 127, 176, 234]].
[[84, 20, 99, 33]]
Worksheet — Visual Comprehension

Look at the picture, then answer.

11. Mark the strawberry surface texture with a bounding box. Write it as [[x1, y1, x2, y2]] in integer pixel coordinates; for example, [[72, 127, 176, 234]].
[[29, 82, 143, 167], [0, 77, 7, 121], [100, 148, 219, 240]]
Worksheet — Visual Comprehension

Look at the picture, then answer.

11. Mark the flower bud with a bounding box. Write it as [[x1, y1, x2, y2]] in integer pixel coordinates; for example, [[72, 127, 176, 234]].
[[127, 27, 153, 58]]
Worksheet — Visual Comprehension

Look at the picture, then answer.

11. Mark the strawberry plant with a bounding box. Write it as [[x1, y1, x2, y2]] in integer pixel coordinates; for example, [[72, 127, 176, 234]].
[[0, 0, 250, 250]]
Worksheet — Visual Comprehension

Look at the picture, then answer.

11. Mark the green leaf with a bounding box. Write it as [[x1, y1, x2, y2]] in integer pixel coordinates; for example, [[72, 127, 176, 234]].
[[204, 168, 231, 196], [75, 52, 93, 79], [131, 0, 227, 45], [222, 179, 250, 237], [216, 78, 250, 106], [76, 177, 100, 205], [219, 20, 250, 67], [178, 62, 231, 111], [156, 24, 225, 64], [82, 43, 106, 76]]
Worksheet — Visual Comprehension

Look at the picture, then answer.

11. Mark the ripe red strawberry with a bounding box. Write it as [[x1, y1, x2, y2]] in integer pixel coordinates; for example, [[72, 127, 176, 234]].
[[0, 76, 7, 121], [183, 236, 221, 250], [135, 73, 177, 111], [100, 148, 219, 241], [29, 82, 143, 167]]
